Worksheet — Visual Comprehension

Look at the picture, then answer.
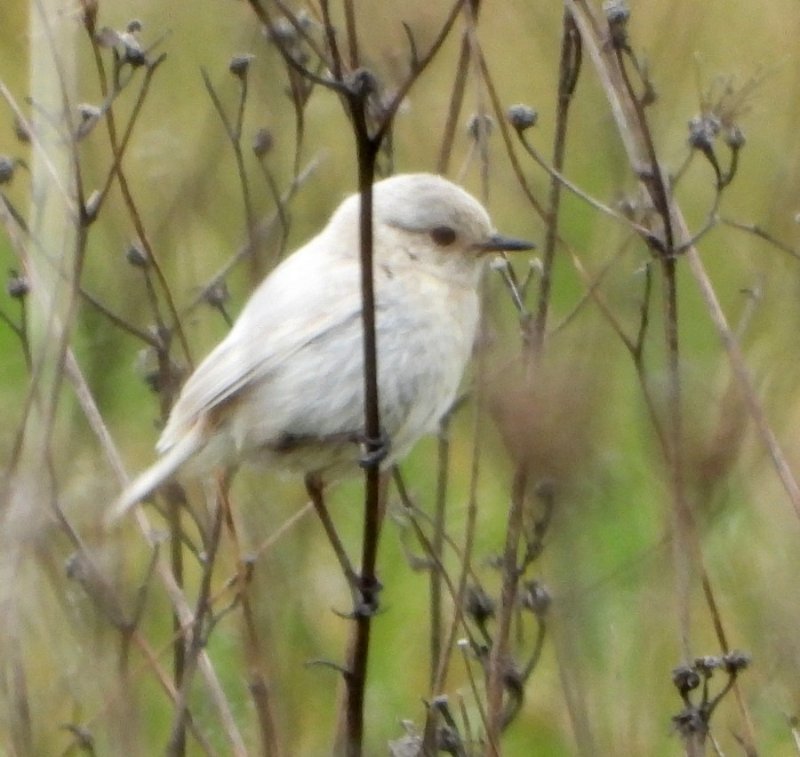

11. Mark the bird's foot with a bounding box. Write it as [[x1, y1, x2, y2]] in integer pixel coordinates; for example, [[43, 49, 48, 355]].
[[358, 429, 390, 470], [353, 574, 383, 618]]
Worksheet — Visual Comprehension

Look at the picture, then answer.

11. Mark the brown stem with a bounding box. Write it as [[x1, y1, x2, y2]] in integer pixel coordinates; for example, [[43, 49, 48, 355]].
[[221, 481, 283, 756], [485, 467, 527, 749], [531, 10, 581, 359], [437, 32, 471, 175], [167, 494, 187, 757], [340, 98, 382, 756], [429, 420, 451, 691], [167, 490, 225, 754]]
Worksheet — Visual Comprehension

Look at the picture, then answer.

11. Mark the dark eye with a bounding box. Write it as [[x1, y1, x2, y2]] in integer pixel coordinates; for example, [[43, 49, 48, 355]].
[[430, 226, 456, 247]]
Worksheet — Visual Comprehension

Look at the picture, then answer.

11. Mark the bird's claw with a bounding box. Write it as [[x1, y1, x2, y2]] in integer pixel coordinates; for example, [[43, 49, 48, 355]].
[[358, 429, 390, 470], [353, 575, 382, 617]]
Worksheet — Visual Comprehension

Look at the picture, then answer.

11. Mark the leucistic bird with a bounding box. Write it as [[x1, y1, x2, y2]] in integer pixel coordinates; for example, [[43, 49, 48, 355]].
[[110, 173, 533, 521]]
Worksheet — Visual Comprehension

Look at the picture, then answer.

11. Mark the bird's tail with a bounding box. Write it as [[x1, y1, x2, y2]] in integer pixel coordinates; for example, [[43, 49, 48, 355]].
[[106, 423, 205, 526]]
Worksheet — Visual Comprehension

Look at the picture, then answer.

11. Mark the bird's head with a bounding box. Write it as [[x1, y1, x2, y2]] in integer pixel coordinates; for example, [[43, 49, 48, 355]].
[[329, 173, 534, 284]]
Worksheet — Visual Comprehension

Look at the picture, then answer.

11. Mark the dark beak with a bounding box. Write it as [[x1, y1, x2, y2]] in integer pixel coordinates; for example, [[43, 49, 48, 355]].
[[476, 233, 536, 253]]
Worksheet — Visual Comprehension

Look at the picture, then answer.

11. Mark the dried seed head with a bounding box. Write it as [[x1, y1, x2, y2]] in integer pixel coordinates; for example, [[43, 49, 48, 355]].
[[95, 25, 145, 66], [688, 114, 720, 152], [603, 0, 630, 25], [123, 35, 146, 67], [617, 195, 638, 219], [267, 17, 297, 45], [126, 243, 149, 269], [203, 280, 229, 308], [65, 551, 88, 581], [502, 658, 525, 697], [693, 655, 721, 676], [137, 339, 183, 394], [229, 53, 255, 79], [0, 156, 16, 184], [489, 256, 510, 272], [76, 103, 102, 140], [295, 10, 313, 30], [467, 113, 494, 141], [436, 725, 461, 753], [268, 12, 311, 41], [13, 115, 31, 144], [465, 584, 495, 626], [603, 0, 631, 48], [724, 124, 746, 150], [345, 68, 380, 98], [430, 694, 449, 710], [84, 190, 101, 222], [7, 270, 29, 299], [520, 580, 551, 618], [672, 664, 701, 695], [252, 127, 274, 157], [388, 731, 421, 757], [78, 103, 102, 122], [75, 110, 102, 141], [507, 104, 538, 132], [672, 707, 705, 737], [722, 650, 750, 674]]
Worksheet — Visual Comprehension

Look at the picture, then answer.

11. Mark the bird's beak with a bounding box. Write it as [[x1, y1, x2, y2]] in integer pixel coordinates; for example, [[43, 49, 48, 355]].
[[476, 233, 536, 254]]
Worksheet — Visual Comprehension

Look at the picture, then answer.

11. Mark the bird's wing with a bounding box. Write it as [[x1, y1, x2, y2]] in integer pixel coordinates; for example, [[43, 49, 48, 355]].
[[158, 245, 362, 452]]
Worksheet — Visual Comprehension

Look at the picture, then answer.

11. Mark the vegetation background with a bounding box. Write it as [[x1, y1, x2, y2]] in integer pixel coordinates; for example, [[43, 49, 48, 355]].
[[2, 1, 800, 754]]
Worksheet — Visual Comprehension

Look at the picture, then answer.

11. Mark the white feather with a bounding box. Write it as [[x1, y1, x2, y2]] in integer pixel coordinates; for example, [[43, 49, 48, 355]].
[[107, 421, 206, 524]]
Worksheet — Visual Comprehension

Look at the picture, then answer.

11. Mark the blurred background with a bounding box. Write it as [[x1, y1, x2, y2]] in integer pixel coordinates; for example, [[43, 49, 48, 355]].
[[2, 1, 800, 754]]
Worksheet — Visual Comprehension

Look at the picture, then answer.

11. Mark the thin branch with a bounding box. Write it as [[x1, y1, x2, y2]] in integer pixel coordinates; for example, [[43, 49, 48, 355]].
[[85, 32, 192, 368], [183, 158, 319, 314], [568, 0, 800, 522], [200, 67, 259, 275], [373, 0, 468, 144], [684, 229, 800, 516], [436, 32, 471, 175], [531, 9, 581, 359], [720, 217, 800, 262], [79, 286, 162, 347], [514, 129, 655, 241], [485, 467, 528, 743]]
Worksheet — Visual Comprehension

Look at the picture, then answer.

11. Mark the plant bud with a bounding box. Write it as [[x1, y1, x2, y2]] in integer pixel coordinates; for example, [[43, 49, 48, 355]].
[[507, 104, 538, 132]]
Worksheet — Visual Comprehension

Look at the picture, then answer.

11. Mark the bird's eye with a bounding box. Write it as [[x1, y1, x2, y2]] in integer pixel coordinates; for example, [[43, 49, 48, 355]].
[[430, 226, 457, 247]]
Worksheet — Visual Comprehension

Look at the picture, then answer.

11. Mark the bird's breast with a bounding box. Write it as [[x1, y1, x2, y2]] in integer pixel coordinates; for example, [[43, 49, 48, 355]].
[[373, 271, 480, 456]]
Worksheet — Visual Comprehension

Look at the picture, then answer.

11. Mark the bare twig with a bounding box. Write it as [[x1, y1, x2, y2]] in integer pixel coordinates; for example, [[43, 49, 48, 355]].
[[720, 217, 800, 262], [183, 159, 319, 314], [201, 66, 259, 276], [531, 9, 581, 359]]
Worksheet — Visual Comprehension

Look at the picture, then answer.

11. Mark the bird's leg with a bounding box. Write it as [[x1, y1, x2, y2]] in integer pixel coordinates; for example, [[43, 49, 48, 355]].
[[304, 473, 362, 606], [273, 429, 390, 470], [304, 473, 384, 617]]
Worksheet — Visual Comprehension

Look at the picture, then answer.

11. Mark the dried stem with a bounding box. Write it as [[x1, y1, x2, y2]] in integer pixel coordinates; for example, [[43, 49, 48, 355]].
[[251, 4, 468, 752], [530, 9, 581, 360], [564, 3, 764, 751], [485, 467, 527, 747]]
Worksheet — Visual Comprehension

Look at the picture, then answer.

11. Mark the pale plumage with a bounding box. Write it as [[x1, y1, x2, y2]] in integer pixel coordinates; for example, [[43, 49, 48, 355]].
[[110, 173, 532, 521]]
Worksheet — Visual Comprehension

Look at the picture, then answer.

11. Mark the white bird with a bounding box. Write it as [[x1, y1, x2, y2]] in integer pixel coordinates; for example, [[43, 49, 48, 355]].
[[110, 173, 532, 521]]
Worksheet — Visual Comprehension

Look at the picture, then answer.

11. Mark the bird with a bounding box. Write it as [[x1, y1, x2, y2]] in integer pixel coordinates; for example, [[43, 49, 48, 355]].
[[109, 173, 533, 522]]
